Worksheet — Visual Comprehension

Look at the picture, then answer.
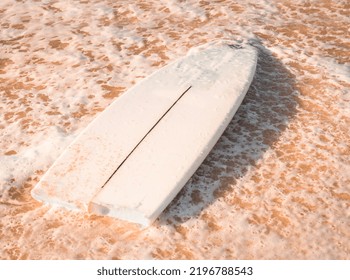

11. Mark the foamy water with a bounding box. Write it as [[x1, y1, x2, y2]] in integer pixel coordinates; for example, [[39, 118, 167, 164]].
[[0, 0, 349, 259]]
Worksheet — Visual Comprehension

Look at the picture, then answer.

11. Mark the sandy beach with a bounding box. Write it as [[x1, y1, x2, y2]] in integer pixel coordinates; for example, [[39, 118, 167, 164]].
[[0, 0, 349, 259]]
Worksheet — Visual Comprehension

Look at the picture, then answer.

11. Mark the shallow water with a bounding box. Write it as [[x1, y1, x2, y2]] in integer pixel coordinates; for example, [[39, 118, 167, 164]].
[[0, 0, 349, 259]]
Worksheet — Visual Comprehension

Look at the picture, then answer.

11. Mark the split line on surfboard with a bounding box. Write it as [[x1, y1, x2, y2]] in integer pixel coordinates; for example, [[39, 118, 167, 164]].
[[101, 85, 193, 189]]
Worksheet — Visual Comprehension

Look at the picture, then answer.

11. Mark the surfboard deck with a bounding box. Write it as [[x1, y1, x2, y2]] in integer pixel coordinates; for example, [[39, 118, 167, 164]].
[[31, 41, 258, 226]]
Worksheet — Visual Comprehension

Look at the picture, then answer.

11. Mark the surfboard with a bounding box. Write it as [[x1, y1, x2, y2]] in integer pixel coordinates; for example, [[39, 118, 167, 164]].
[[31, 41, 257, 226]]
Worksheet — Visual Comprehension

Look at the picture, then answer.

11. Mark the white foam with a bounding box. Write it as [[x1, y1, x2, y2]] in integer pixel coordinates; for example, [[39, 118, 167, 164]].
[[0, 127, 75, 200], [1, 0, 349, 260]]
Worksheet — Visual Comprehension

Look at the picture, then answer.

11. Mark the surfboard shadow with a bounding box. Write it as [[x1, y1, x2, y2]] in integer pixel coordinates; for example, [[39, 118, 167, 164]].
[[157, 40, 299, 226]]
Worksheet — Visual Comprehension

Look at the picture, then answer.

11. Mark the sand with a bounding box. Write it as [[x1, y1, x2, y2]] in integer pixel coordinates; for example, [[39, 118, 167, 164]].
[[0, 0, 349, 259]]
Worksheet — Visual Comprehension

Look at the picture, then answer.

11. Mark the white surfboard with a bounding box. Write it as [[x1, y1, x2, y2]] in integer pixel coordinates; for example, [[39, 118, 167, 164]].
[[31, 41, 257, 226]]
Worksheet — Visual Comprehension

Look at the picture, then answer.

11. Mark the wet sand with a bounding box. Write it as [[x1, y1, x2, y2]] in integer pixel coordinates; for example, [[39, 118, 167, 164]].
[[0, 0, 349, 259]]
